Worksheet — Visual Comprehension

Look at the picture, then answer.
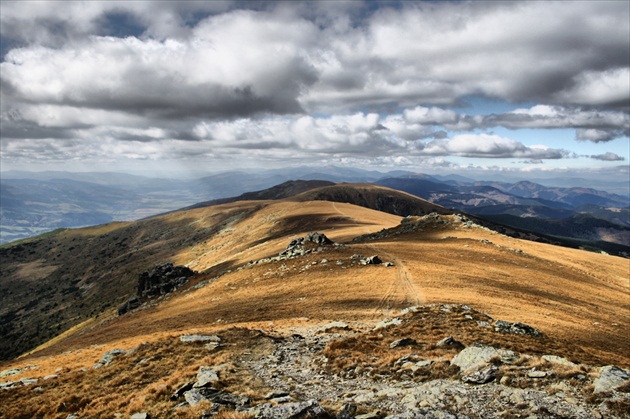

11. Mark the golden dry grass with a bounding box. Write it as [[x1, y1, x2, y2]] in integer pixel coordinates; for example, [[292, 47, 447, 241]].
[[1, 197, 628, 417]]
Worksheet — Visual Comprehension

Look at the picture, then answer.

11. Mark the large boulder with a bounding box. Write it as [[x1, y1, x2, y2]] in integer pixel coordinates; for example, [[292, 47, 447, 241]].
[[451, 345, 517, 373]]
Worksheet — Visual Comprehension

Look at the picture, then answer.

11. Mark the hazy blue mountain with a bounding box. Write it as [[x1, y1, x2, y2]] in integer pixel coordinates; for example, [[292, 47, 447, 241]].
[[375, 175, 630, 248], [2, 168, 628, 247]]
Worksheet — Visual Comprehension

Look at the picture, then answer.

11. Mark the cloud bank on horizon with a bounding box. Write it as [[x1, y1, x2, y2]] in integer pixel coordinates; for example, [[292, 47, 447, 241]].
[[0, 0, 628, 176]]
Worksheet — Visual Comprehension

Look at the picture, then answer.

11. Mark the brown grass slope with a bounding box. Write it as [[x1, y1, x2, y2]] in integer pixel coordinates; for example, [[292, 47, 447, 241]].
[[1, 201, 629, 418], [0, 183, 446, 362], [6, 204, 628, 366]]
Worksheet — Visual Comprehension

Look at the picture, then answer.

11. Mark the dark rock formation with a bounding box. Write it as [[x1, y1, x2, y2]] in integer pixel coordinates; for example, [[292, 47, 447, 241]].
[[117, 296, 140, 316], [494, 320, 542, 337], [137, 262, 194, 298]]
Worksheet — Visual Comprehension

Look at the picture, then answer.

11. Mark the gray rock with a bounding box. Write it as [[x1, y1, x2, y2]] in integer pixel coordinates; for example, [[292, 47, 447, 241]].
[[44, 374, 59, 380], [194, 366, 220, 387], [390, 338, 417, 349], [451, 346, 498, 371], [130, 414, 149, 419], [462, 365, 497, 384], [20, 378, 38, 386], [528, 370, 547, 378], [0, 381, 16, 390], [184, 388, 206, 406], [374, 317, 402, 330], [93, 348, 127, 368], [494, 320, 542, 337], [0, 368, 23, 378], [356, 413, 383, 419], [180, 334, 221, 343], [306, 232, 334, 245], [593, 365, 630, 393], [360, 255, 383, 265], [249, 399, 330, 418]]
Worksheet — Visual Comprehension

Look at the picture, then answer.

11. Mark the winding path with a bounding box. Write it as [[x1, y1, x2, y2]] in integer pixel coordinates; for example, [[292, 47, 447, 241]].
[[330, 202, 424, 314]]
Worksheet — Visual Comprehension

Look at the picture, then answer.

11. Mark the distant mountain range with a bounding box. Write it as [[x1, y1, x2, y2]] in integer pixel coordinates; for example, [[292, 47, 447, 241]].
[[1, 168, 629, 252], [376, 175, 630, 250]]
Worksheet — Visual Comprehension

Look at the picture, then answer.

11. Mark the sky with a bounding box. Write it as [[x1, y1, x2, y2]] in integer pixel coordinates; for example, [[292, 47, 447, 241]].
[[0, 0, 629, 182]]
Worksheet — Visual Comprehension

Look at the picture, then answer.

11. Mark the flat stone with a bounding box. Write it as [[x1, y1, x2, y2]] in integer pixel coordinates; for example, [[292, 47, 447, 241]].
[[20, 378, 38, 386], [130, 414, 149, 419], [180, 334, 221, 343], [93, 349, 127, 368], [528, 370, 547, 378], [0, 369, 22, 378], [374, 317, 402, 330]]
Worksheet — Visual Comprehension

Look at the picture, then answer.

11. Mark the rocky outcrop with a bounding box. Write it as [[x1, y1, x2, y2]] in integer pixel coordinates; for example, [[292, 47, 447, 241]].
[[493, 320, 542, 337], [93, 349, 127, 369], [137, 262, 195, 298], [119, 263, 196, 316], [117, 296, 141, 316], [280, 232, 335, 259]]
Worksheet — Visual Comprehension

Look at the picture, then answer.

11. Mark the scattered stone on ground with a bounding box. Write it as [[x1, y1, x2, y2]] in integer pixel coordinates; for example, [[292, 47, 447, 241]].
[[180, 334, 221, 344], [93, 349, 127, 369]]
